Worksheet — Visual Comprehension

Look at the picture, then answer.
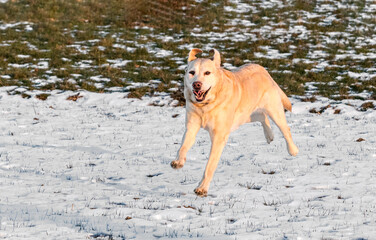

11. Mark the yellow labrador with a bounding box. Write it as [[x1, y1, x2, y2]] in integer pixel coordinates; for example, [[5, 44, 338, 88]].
[[171, 49, 299, 197]]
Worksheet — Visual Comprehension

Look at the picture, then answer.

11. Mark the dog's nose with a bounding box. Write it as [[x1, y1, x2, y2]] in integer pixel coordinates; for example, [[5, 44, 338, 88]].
[[192, 81, 202, 90]]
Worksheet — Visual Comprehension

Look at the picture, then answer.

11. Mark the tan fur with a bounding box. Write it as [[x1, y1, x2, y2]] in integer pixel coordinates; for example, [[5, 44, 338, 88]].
[[279, 87, 292, 112], [188, 48, 203, 62], [171, 49, 299, 197]]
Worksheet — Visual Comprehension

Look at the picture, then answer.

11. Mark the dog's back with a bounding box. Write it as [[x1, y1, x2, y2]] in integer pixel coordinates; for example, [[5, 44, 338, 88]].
[[225, 63, 292, 112]]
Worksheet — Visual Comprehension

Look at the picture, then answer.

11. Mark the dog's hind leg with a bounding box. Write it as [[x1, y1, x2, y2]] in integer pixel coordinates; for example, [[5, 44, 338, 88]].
[[251, 111, 274, 144], [265, 99, 299, 156]]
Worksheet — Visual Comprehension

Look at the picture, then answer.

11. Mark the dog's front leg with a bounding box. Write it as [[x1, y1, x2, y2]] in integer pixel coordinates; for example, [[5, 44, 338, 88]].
[[171, 118, 200, 169], [194, 131, 229, 197]]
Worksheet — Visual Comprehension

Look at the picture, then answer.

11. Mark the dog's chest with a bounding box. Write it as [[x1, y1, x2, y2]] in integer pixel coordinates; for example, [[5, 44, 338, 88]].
[[200, 113, 211, 130], [199, 108, 239, 131], [199, 110, 224, 131]]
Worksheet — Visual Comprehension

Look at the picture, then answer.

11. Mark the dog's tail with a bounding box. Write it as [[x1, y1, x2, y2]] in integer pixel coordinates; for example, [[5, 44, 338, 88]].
[[260, 65, 292, 112], [278, 88, 292, 112]]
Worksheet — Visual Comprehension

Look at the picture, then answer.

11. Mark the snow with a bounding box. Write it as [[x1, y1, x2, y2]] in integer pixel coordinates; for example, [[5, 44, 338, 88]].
[[17, 55, 31, 59], [1, 87, 375, 239], [112, 44, 136, 53], [254, 46, 291, 59], [0, 75, 11, 79], [7, 61, 49, 70], [90, 76, 111, 82], [0, 22, 31, 30], [106, 59, 132, 68], [73, 60, 93, 69]]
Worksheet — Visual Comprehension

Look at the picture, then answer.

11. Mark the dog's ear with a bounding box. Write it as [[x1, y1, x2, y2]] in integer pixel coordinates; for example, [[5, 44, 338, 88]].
[[210, 49, 221, 68], [188, 48, 203, 62]]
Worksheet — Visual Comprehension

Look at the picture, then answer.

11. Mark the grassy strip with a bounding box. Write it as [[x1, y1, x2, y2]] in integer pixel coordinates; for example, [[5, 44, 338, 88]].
[[0, 0, 375, 104]]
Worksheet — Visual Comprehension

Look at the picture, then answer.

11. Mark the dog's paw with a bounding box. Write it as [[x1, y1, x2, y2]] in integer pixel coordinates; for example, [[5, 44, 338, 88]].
[[266, 136, 274, 144], [288, 145, 299, 156], [194, 188, 208, 197], [170, 160, 184, 169]]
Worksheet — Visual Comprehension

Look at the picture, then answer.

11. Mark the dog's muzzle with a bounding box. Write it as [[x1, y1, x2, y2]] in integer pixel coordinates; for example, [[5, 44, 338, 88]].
[[193, 87, 211, 102]]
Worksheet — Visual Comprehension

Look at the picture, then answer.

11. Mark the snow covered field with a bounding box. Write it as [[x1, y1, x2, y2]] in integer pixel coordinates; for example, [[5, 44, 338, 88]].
[[0, 87, 375, 239], [1, 0, 376, 238]]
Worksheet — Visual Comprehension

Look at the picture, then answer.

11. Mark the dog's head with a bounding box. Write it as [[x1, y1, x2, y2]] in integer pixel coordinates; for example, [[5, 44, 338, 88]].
[[184, 48, 222, 104]]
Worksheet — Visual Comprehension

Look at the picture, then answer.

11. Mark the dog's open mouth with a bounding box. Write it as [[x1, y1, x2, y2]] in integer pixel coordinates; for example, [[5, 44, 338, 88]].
[[193, 87, 211, 102]]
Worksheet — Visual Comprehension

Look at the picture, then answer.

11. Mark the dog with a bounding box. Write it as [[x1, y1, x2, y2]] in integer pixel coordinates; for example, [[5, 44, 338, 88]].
[[171, 48, 299, 197]]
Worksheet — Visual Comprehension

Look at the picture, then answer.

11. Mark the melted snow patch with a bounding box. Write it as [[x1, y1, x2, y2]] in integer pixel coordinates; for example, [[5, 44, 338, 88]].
[[107, 59, 132, 68], [0, 21, 32, 30], [155, 49, 174, 58]]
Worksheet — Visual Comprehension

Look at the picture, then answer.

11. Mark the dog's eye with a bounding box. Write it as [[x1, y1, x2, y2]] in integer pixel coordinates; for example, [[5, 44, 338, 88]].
[[189, 71, 195, 75], [204, 71, 211, 76]]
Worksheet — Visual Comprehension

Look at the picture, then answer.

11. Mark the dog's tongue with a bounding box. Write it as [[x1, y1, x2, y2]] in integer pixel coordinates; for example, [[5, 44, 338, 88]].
[[194, 90, 204, 99]]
